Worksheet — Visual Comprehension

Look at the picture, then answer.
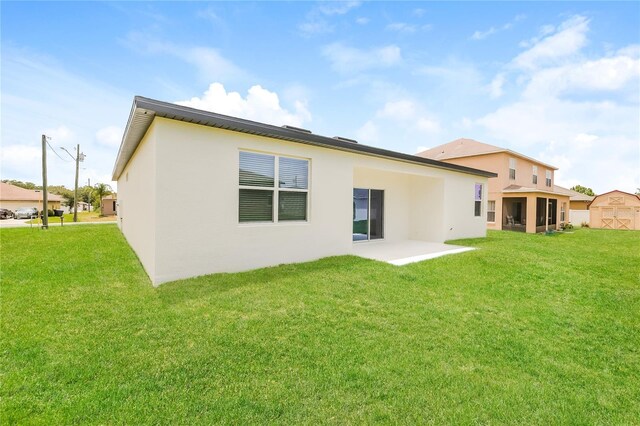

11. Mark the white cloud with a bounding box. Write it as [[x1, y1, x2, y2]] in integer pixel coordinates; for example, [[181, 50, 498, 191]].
[[488, 73, 506, 98], [317, 1, 361, 16], [377, 100, 416, 120], [176, 82, 311, 127], [298, 1, 361, 36], [523, 55, 640, 99], [322, 43, 402, 73], [44, 125, 75, 144], [471, 27, 498, 41], [0, 145, 41, 176], [387, 22, 417, 34], [473, 13, 639, 193], [298, 20, 334, 35], [361, 98, 441, 142], [471, 14, 525, 41], [513, 15, 590, 69], [355, 17, 369, 25], [617, 44, 640, 58], [386, 22, 432, 34], [125, 33, 246, 82], [96, 126, 123, 148], [355, 120, 379, 143], [1, 47, 129, 188], [416, 117, 440, 133]]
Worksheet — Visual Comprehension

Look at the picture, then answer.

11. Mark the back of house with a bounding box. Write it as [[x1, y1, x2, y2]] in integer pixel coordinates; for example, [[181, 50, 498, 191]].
[[112, 97, 496, 285]]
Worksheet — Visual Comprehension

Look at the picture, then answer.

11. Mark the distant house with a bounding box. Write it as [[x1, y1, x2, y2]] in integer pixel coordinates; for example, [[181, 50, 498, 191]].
[[553, 185, 594, 225], [101, 194, 117, 216], [0, 182, 62, 212], [588, 190, 640, 230], [418, 138, 571, 233], [66, 201, 91, 213], [112, 96, 496, 285]]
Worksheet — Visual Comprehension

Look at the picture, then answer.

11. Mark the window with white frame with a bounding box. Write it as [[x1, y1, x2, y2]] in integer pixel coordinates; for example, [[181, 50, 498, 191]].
[[545, 170, 552, 187], [561, 202, 566, 222], [474, 183, 483, 217], [509, 158, 516, 180], [487, 200, 496, 222], [532, 165, 538, 184], [239, 151, 309, 223]]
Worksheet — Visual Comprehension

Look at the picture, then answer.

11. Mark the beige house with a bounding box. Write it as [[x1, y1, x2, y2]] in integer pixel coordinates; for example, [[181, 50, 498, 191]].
[[112, 97, 496, 285], [589, 190, 640, 230], [101, 195, 117, 216], [553, 185, 594, 225], [0, 182, 62, 212], [418, 138, 570, 233]]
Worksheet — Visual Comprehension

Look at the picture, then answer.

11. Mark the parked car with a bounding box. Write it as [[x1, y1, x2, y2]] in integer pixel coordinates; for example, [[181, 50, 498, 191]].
[[14, 207, 38, 219], [0, 208, 14, 219]]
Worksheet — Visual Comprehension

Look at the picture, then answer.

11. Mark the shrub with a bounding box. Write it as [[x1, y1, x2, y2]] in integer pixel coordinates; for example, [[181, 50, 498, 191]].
[[581, 221, 590, 228]]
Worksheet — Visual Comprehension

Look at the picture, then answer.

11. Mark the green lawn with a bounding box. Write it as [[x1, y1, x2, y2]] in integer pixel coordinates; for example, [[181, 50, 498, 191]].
[[27, 210, 117, 224], [1, 225, 639, 424]]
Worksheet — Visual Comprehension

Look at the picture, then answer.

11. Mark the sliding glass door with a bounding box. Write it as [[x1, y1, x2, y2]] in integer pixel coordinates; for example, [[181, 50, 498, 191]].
[[353, 188, 384, 241]]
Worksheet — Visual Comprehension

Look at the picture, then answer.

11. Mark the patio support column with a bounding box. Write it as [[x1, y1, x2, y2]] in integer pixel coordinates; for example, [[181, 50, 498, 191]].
[[526, 195, 536, 233], [545, 197, 549, 231]]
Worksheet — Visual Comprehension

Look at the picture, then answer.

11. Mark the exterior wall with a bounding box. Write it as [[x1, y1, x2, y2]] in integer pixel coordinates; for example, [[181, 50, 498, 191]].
[[570, 210, 590, 225], [125, 118, 487, 285], [101, 198, 117, 215], [441, 152, 552, 231], [442, 176, 487, 240], [116, 123, 157, 281], [570, 200, 589, 210], [589, 191, 640, 230], [0, 200, 61, 211], [443, 152, 555, 193]]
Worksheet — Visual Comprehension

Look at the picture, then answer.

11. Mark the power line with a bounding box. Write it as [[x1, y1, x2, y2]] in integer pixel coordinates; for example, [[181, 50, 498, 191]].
[[45, 138, 72, 162]]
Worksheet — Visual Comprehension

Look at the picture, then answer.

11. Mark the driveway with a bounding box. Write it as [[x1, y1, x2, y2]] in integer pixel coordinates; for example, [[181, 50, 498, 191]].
[[0, 218, 31, 228]]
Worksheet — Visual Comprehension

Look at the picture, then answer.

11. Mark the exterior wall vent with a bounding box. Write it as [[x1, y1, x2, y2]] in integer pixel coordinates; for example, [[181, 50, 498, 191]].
[[281, 125, 312, 133], [333, 136, 358, 144]]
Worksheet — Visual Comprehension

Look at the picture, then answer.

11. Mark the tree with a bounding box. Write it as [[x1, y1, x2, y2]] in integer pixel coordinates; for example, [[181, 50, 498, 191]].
[[2, 179, 39, 190], [92, 183, 113, 212], [78, 185, 94, 209], [570, 185, 595, 196], [636, 188, 640, 196], [61, 192, 76, 211]]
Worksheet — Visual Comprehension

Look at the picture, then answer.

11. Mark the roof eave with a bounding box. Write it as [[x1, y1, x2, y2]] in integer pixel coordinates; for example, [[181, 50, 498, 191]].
[[112, 96, 497, 181]]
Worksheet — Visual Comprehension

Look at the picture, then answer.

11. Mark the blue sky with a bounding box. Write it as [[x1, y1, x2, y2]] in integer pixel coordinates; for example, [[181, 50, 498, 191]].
[[2, 1, 639, 193]]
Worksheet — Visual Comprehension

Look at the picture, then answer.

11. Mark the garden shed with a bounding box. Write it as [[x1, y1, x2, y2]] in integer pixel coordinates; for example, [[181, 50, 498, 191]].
[[588, 190, 640, 230]]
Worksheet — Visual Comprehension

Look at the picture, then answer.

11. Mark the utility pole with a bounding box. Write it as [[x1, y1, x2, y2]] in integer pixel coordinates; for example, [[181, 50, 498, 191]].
[[41, 135, 49, 229], [61, 145, 85, 222], [74, 144, 80, 222]]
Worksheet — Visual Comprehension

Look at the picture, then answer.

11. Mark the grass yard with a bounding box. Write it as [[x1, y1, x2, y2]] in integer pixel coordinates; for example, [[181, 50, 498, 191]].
[[27, 211, 117, 225], [1, 225, 639, 424]]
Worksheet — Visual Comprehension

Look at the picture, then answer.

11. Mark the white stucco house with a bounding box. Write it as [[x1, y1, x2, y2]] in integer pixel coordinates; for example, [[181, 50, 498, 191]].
[[112, 97, 496, 285]]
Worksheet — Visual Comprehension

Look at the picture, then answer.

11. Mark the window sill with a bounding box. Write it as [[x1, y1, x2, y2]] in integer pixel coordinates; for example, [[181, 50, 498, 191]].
[[238, 221, 309, 227]]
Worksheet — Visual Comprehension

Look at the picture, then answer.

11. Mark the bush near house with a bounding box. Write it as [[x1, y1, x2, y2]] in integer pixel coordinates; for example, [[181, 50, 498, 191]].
[[1, 225, 638, 424]]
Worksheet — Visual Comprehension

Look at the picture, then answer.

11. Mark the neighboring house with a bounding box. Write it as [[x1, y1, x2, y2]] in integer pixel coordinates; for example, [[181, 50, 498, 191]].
[[0, 182, 62, 212], [101, 194, 117, 216], [553, 185, 594, 225], [417, 138, 570, 233], [588, 190, 640, 230], [112, 97, 496, 285], [66, 201, 91, 213]]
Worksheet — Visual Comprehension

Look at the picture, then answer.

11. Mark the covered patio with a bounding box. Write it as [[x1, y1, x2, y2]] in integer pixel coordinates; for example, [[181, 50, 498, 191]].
[[352, 240, 475, 266]]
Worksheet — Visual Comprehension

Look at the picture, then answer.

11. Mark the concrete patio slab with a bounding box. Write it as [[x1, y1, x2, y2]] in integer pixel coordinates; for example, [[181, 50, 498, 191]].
[[353, 240, 475, 266]]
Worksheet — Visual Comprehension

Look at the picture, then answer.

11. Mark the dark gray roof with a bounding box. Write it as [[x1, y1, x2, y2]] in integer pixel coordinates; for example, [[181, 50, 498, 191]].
[[112, 96, 497, 180]]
